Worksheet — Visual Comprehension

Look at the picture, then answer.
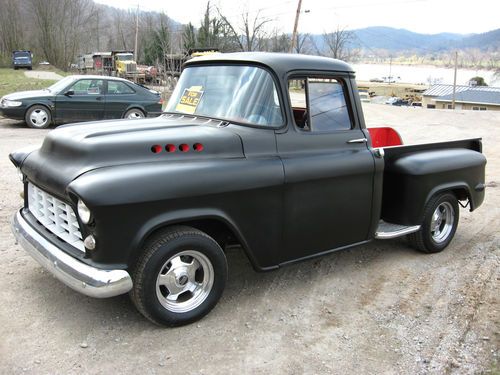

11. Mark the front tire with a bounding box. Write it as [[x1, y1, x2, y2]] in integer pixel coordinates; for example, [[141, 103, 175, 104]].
[[25, 105, 51, 129], [130, 226, 227, 326], [408, 192, 459, 253]]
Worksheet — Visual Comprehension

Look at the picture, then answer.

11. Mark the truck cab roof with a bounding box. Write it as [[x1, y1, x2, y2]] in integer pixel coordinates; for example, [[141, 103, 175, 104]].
[[184, 52, 355, 76]]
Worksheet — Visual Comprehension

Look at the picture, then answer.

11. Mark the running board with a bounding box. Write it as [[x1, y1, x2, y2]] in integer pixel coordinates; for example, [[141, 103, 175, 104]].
[[375, 221, 421, 239]]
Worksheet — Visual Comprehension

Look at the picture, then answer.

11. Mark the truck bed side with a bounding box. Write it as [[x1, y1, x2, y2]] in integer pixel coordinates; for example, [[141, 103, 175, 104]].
[[380, 138, 486, 225]]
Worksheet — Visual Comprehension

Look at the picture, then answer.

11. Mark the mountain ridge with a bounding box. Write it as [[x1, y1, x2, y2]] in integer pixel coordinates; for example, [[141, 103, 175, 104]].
[[345, 26, 500, 52]]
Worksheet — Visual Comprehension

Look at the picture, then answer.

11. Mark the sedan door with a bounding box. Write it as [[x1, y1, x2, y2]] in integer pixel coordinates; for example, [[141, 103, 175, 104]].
[[55, 78, 105, 123], [103, 80, 138, 119]]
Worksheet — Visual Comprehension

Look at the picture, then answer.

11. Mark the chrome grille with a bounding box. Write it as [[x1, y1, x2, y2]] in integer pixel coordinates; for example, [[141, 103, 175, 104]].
[[126, 62, 137, 72], [27, 183, 84, 252]]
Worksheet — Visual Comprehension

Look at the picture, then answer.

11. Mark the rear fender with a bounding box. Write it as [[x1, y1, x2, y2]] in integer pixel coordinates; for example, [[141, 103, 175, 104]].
[[425, 182, 482, 214]]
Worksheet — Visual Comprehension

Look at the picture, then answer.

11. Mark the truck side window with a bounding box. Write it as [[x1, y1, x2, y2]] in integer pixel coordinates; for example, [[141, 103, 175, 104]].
[[288, 77, 352, 132], [288, 79, 308, 130]]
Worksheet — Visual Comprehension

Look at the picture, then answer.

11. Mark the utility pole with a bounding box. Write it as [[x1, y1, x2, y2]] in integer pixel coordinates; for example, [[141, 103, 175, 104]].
[[451, 51, 458, 110], [388, 56, 392, 85], [290, 0, 302, 53], [134, 4, 139, 61]]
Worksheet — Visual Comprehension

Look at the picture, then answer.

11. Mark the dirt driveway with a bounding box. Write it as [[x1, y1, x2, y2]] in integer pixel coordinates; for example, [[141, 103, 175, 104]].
[[0, 105, 498, 374], [24, 70, 63, 80]]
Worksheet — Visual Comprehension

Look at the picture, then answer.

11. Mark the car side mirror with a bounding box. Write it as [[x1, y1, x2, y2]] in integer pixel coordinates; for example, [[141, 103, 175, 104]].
[[64, 90, 74, 96]]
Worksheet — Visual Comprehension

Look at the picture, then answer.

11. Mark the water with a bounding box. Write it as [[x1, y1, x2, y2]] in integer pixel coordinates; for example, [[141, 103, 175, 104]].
[[351, 63, 499, 86]]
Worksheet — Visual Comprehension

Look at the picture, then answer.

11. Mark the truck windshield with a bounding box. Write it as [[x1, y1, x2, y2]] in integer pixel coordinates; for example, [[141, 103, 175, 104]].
[[165, 65, 283, 127], [14, 52, 30, 58], [116, 54, 133, 61]]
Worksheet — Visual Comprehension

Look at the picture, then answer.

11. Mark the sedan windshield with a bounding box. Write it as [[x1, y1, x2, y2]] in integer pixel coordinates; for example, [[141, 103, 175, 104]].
[[165, 65, 283, 127], [47, 76, 77, 93]]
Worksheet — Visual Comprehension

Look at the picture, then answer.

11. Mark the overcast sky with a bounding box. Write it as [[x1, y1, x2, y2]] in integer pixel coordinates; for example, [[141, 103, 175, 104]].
[[95, 0, 500, 35]]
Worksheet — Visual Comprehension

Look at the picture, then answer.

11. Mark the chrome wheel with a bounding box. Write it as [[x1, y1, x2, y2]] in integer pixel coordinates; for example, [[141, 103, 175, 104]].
[[430, 201, 454, 243], [29, 108, 48, 127], [155, 250, 214, 313]]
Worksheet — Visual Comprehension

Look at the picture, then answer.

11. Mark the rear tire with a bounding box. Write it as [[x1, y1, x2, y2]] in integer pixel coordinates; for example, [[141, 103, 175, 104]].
[[124, 108, 145, 119], [408, 192, 459, 253], [130, 226, 227, 327]]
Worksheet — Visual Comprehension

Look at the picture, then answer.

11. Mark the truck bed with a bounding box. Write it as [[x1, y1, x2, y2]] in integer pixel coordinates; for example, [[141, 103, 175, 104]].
[[379, 138, 486, 225]]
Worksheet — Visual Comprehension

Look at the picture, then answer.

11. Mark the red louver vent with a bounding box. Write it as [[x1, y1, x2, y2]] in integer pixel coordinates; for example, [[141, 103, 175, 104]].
[[151, 143, 204, 154]]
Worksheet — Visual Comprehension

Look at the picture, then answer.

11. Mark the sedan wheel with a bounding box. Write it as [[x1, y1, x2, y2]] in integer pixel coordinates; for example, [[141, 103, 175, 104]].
[[25, 105, 51, 129], [124, 108, 145, 119]]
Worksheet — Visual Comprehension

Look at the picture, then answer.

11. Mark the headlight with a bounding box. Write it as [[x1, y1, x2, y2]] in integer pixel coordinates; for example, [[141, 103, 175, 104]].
[[77, 199, 92, 224], [3, 99, 22, 107]]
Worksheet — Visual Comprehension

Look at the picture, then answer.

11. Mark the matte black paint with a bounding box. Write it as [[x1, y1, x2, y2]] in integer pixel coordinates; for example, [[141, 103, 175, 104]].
[[382, 146, 486, 224], [11, 53, 486, 273]]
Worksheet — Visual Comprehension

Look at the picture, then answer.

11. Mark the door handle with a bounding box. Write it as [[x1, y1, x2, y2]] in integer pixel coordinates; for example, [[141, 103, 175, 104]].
[[347, 138, 367, 144], [96, 96, 103, 101]]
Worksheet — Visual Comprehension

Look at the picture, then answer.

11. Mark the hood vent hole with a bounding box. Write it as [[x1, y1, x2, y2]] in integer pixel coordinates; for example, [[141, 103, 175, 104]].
[[151, 145, 162, 154], [165, 144, 176, 153]]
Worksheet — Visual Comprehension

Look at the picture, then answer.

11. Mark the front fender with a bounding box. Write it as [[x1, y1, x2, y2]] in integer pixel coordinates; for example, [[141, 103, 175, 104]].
[[67, 156, 285, 269]]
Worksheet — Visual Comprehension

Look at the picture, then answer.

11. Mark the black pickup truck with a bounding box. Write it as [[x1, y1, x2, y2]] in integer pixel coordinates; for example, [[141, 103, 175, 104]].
[[10, 53, 486, 326]]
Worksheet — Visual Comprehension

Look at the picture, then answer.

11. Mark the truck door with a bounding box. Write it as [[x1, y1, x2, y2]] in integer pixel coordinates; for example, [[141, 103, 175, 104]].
[[276, 76, 375, 263], [55, 78, 105, 123]]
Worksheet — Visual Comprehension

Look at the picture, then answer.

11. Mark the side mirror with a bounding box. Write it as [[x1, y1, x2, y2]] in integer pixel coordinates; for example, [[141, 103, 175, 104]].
[[64, 90, 74, 96]]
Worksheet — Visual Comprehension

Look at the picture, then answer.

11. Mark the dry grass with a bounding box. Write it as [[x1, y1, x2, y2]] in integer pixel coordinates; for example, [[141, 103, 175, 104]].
[[0, 68, 57, 98]]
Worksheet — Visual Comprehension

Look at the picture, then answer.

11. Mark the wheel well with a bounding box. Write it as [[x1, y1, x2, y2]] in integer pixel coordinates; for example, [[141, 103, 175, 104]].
[[26, 103, 51, 116], [145, 219, 241, 250], [123, 107, 145, 117], [128, 218, 256, 274], [451, 187, 469, 202]]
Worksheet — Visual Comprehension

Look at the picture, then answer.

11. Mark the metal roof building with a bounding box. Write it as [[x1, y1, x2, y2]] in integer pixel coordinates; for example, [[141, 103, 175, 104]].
[[422, 84, 500, 110]]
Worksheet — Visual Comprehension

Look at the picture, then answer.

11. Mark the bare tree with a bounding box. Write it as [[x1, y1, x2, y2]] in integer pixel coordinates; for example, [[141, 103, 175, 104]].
[[294, 33, 313, 54], [321, 26, 356, 60], [0, 0, 25, 55], [217, 9, 271, 51], [29, 0, 96, 70], [265, 30, 291, 52]]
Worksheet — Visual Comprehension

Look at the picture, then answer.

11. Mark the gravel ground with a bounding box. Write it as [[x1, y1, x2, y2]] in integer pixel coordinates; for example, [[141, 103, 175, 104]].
[[0, 104, 498, 374], [23, 70, 64, 80]]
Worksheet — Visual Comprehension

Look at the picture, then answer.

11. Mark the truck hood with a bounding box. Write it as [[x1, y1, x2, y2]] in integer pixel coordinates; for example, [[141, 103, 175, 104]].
[[4, 90, 52, 100], [18, 115, 244, 197]]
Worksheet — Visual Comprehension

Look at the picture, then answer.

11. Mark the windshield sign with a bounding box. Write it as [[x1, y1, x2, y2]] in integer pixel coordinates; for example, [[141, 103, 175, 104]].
[[166, 65, 283, 127]]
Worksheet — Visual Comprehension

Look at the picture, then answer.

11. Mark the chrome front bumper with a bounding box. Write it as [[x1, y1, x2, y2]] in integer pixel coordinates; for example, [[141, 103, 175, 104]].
[[11, 210, 133, 298]]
